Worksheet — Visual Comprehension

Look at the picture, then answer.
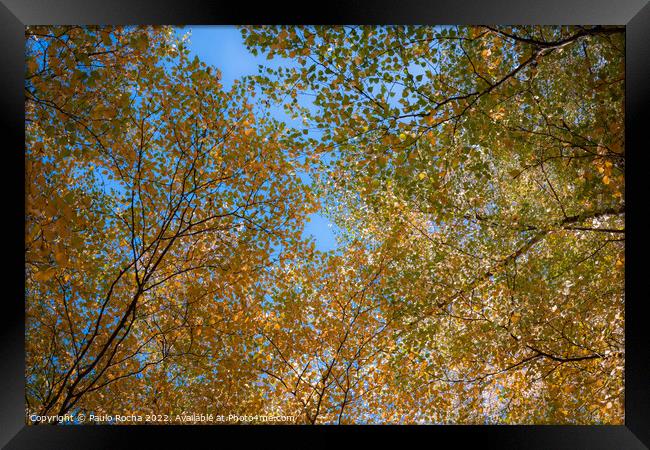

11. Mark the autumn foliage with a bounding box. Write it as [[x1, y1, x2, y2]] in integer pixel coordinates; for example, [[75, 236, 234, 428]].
[[26, 25, 624, 424]]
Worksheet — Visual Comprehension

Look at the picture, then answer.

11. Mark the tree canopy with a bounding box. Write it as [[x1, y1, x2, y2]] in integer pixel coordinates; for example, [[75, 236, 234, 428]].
[[26, 25, 624, 424]]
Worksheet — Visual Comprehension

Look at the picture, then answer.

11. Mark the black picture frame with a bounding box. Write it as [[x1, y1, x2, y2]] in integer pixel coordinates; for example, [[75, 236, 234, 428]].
[[2, 1, 648, 448]]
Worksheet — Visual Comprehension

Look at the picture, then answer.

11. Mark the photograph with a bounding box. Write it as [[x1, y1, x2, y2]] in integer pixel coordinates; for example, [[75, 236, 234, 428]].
[[25, 24, 625, 425]]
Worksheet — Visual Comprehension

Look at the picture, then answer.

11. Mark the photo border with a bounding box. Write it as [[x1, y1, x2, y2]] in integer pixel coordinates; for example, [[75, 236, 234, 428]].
[[2, 1, 648, 448]]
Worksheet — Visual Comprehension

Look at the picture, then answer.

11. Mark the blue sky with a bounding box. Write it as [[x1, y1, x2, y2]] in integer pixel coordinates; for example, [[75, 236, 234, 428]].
[[179, 26, 338, 252]]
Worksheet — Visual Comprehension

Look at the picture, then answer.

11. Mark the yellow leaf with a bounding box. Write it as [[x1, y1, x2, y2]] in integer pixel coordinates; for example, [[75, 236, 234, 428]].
[[34, 268, 56, 282], [27, 59, 39, 74], [54, 250, 66, 265]]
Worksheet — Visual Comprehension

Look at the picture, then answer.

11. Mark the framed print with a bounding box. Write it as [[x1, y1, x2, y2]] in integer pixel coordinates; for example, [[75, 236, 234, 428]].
[[1, 0, 649, 448]]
